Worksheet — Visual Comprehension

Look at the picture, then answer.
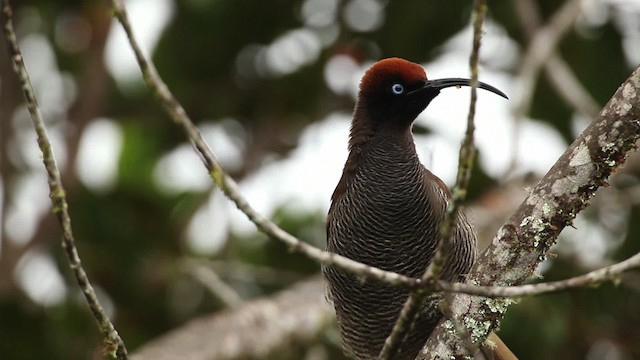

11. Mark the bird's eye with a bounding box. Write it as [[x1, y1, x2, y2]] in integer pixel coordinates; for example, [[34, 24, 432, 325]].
[[391, 83, 404, 95]]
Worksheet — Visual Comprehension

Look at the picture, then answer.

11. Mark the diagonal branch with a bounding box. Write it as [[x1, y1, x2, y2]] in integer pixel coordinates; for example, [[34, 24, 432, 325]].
[[108, 0, 417, 289], [514, 0, 600, 119], [131, 277, 332, 360], [514, 0, 583, 117], [0, 1, 128, 359], [421, 64, 640, 358], [506, 0, 585, 176], [183, 261, 244, 309], [129, 251, 640, 360]]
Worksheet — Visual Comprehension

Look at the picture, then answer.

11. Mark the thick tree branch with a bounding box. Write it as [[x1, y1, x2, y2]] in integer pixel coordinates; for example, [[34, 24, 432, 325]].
[[131, 277, 333, 360], [128, 180, 524, 360], [420, 65, 640, 358], [129, 183, 640, 360]]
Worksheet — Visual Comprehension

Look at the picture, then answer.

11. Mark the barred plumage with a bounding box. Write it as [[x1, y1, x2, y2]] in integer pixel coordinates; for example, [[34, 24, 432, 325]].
[[323, 122, 476, 360], [321, 58, 506, 360]]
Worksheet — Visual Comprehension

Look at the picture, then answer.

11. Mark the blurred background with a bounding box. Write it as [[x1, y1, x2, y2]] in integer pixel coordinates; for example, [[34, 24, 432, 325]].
[[1, 0, 640, 359]]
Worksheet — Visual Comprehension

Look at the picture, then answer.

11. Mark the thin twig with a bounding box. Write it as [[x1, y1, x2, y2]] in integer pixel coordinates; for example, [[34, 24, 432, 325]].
[[515, 0, 582, 117], [129, 250, 640, 360], [506, 0, 583, 177], [108, 0, 416, 289], [204, 259, 306, 285], [183, 262, 244, 308], [377, 2, 487, 358], [0, 2, 128, 359], [439, 252, 640, 298], [544, 55, 600, 118], [515, 0, 600, 119]]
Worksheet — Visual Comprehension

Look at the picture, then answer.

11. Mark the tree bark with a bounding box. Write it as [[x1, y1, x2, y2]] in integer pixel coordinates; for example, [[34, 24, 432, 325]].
[[131, 277, 333, 360]]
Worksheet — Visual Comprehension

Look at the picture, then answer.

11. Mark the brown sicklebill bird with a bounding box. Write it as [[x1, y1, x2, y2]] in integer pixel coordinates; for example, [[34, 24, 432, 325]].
[[322, 58, 516, 360]]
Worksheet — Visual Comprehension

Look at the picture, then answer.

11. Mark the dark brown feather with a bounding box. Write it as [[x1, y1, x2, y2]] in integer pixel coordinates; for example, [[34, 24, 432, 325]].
[[322, 58, 507, 360], [323, 120, 476, 359]]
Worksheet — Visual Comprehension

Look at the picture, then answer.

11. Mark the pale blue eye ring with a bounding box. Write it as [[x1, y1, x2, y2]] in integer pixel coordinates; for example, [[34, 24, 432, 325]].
[[391, 83, 404, 95]]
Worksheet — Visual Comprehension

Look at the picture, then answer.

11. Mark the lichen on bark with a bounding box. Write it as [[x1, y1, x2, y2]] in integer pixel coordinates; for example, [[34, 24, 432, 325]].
[[421, 66, 640, 359]]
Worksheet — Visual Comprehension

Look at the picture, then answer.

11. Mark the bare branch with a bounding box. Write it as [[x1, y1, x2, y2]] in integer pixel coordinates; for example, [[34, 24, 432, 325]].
[[506, 0, 585, 176], [130, 251, 640, 360], [515, 0, 600, 119], [205, 259, 306, 285], [183, 262, 244, 308], [130, 182, 640, 359], [378, 2, 488, 358], [0, 2, 128, 358], [515, 0, 583, 117], [439, 252, 640, 298], [544, 55, 601, 119], [108, 0, 417, 289], [421, 64, 640, 358], [131, 277, 333, 360]]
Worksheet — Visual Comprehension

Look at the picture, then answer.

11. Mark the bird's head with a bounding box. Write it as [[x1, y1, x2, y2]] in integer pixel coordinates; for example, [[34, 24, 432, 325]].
[[355, 58, 507, 127]]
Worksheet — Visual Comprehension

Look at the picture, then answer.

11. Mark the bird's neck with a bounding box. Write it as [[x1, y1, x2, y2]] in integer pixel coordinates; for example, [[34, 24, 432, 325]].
[[353, 127, 418, 166], [331, 109, 420, 202], [351, 105, 418, 160], [348, 106, 414, 151]]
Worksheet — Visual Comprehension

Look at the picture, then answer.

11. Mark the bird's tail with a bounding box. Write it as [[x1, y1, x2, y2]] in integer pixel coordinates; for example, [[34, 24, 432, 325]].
[[479, 332, 518, 360]]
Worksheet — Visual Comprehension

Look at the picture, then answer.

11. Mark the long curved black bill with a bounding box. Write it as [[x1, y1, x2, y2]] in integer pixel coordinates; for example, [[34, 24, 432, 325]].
[[412, 78, 508, 99]]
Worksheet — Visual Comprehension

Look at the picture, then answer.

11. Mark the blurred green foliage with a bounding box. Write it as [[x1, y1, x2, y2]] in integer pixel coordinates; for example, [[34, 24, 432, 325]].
[[1, 1, 639, 359]]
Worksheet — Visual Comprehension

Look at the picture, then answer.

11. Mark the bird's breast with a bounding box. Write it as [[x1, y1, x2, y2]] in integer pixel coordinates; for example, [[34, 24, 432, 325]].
[[323, 147, 450, 360], [327, 150, 442, 276]]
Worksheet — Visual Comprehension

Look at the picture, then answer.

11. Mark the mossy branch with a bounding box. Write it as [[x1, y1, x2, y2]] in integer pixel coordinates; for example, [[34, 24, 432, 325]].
[[421, 63, 640, 359]]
